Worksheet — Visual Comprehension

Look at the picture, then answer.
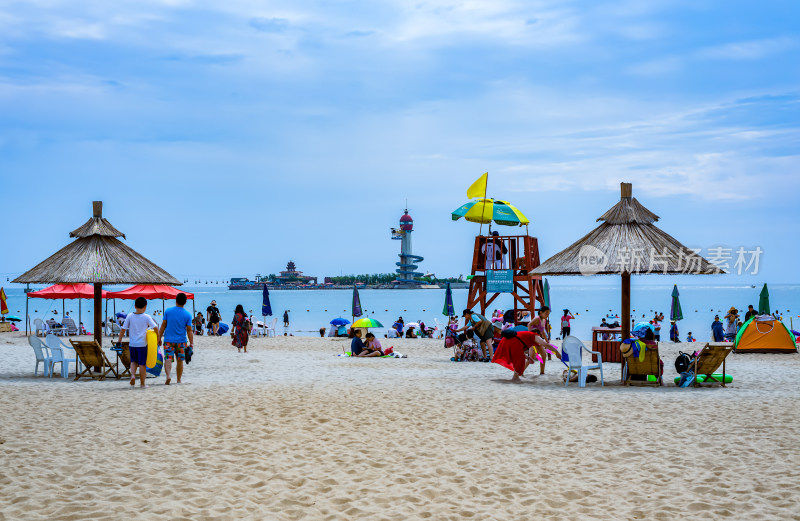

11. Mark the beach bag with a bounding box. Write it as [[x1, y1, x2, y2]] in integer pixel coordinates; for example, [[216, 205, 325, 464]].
[[674, 351, 694, 374], [444, 336, 454, 348]]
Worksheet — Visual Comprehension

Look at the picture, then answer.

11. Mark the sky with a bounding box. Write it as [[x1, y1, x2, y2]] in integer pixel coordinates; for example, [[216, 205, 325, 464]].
[[1, 0, 798, 285]]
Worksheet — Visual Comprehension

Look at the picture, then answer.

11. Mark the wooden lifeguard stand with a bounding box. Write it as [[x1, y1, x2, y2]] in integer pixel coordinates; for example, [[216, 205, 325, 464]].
[[466, 234, 546, 323]]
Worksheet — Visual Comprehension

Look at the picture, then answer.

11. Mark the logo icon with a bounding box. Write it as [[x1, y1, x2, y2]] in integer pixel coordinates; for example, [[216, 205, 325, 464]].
[[578, 245, 608, 276]]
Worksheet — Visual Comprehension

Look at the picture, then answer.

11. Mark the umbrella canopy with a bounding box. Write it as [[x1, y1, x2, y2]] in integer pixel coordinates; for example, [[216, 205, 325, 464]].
[[352, 286, 363, 318], [261, 285, 272, 316], [451, 198, 530, 227], [28, 283, 108, 299], [532, 183, 721, 341], [405, 322, 420, 328], [13, 201, 180, 345], [442, 282, 455, 316], [670, 284, 683, 321], [116, 312, 128, 318], [105, 285, 193, 300], [352, 317, 383, 328], [330, 317, 350, 326], [758, 283, 771, 316], [5, 315, 21, 321]]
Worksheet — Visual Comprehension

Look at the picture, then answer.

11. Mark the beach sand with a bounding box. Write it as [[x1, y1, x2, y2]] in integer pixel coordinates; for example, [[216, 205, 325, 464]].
[[1, 332, 798, 520]]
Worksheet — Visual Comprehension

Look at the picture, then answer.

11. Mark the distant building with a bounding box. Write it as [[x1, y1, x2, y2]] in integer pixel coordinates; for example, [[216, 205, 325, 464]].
[[275, 261, 317, 285]]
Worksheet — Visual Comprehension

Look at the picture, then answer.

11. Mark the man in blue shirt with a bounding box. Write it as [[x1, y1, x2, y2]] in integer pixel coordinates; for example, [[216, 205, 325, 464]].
[[158, 292, 194, 385], [350, 329, 365, 356]]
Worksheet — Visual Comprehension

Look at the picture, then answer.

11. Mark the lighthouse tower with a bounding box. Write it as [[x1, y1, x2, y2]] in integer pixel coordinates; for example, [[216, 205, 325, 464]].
[[391, 209, 424, 286]]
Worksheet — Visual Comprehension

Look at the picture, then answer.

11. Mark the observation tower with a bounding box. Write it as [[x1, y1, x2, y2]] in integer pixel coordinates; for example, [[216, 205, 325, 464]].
[[391, 209, 424, 286]]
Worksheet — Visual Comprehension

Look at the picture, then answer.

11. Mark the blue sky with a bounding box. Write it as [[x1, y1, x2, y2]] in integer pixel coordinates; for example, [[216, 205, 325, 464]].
[[1, 0, 798, 284]]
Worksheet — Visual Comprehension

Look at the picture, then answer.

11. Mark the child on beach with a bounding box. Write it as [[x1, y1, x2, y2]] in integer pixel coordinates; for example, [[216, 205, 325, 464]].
[[686, 332, 695, 342], [453, 330, 480, 361], [118, 297, 159, 389]]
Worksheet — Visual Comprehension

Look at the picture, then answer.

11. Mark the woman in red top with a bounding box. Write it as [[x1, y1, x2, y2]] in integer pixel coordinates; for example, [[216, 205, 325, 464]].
[[492, 329, 540, 382]]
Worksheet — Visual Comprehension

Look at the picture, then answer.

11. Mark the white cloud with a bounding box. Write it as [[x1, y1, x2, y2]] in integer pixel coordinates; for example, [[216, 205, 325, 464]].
[[697, 37, 797, 60]]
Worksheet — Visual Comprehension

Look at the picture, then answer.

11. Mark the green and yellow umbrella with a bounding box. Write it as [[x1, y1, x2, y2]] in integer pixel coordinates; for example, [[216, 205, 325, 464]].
[[451, 198, 530, 227], [352, 317, 384, 328]]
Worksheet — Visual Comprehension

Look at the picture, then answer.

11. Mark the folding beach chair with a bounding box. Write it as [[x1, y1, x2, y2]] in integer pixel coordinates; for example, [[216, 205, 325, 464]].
[[69, 340, 119, 381], [688, 343, 733, 388], [623, 344, 663, 387]]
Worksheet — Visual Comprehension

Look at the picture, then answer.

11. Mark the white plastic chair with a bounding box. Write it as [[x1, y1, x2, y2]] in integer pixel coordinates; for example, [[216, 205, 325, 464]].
[[34, 318, 47, 337], [268, 317, 279, 337], [29, 336, 52, 376], [45, 333, 77, 378], [562, 336, 604, 388]]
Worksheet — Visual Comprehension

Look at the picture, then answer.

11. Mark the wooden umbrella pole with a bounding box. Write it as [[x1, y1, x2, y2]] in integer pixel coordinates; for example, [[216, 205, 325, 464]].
[[621, 271, 631, 383], [94, 283, 103, 346]]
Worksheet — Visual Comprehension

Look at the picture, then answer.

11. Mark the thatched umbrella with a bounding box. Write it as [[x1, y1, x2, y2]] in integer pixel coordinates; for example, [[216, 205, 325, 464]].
[[532, 182, 722, 341], [14, 201, 180, 346]]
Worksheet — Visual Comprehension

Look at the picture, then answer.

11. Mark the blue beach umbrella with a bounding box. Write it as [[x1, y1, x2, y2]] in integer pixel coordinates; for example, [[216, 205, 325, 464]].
[[5, 315, 21, 321], [330, 317, 350, 326], [261, 285, 273, 317], [442, 283, 455, 317], [352, 286, 363, 319], [670, 284, 683, 321]]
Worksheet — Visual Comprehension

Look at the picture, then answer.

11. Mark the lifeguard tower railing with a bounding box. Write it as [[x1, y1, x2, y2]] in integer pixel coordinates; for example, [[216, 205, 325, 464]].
[[466, 234, 545, 324]]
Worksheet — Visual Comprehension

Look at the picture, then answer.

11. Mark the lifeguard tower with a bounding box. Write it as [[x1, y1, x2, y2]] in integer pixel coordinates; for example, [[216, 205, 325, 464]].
[[465, 234, 545, 323], [451, 195, 545, 323]]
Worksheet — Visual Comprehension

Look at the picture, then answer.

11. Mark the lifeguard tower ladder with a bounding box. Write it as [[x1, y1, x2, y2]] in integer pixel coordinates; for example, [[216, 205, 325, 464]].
[[466, 234, 545, 323]]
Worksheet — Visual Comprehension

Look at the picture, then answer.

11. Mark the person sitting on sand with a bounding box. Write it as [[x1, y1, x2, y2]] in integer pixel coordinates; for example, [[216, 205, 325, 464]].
[[351, 329, 366, 356], [387, 327, 399, 338], [491, 329, 541, 382], [405, 327, 417, 338], [357, 332, 383, 357]]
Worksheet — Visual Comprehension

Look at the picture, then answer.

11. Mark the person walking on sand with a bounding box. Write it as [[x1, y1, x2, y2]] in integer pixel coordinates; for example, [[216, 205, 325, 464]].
[[207, 300, 221, 336], [159, 293, 193, 385], [118, 296, 159, 389], [560, 309, 574, 339], [283, 310, 289, 328], [231, 304, 250, 353]]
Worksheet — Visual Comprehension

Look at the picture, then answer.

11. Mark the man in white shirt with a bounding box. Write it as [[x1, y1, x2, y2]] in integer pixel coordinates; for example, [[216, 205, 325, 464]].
[[118, 297, 159, 388]]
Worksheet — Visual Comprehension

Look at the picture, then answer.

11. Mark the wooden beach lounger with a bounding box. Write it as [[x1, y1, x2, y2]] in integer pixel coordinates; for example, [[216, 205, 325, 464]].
[[69, 340, 119, 381], [689, 343, 733, 388], [623, 348, 662, 387]]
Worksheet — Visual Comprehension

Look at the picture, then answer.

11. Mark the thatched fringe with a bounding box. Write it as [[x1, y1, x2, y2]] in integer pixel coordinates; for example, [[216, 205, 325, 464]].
[[70, 217, 125, 239]]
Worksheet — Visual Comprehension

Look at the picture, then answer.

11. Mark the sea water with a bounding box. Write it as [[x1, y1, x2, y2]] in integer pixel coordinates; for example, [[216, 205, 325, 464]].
[[6, 283, 800, 340]]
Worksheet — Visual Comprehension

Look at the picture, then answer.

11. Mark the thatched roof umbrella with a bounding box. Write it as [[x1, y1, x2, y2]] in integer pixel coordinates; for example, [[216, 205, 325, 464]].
[[532, 182, 722, 341], [14, 201, 180, 346]]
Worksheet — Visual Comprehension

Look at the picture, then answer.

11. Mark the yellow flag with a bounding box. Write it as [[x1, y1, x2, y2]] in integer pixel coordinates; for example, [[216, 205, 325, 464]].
[[0, 287, 7, 315], [466, 172, 488, 199]]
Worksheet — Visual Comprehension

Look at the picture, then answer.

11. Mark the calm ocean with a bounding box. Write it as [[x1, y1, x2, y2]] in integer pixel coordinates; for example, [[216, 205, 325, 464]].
[[5, 283, 799, 340]]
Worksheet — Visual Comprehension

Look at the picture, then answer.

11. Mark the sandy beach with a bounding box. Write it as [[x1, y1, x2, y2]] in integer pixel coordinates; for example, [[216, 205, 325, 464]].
[[1, 332, 798, 520]]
